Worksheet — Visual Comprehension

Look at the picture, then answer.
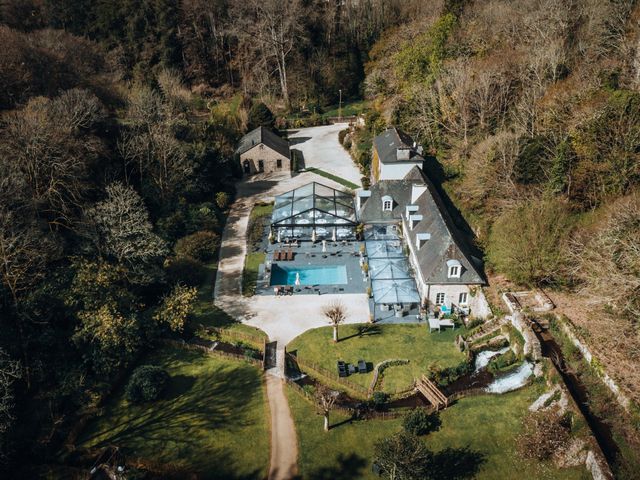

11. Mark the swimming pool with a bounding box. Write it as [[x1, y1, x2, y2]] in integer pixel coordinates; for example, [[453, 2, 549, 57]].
[[270, 264, 348, 286]]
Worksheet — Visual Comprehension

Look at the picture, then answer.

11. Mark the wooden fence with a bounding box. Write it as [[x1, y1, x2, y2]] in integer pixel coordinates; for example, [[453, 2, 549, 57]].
[[199, 324, 266, 348], [294, 356, 369, 397], [160, 338, 263, 367]]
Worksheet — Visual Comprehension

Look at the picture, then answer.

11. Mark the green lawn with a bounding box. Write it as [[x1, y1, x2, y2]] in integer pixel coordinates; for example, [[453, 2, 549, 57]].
[[287, 384, 590, 480], [321, 99, 369, 118], [79, 346, 269, 479], [288, 324, 466, 394], [242, 251, 266, 297], [305, 167, 360, 189]]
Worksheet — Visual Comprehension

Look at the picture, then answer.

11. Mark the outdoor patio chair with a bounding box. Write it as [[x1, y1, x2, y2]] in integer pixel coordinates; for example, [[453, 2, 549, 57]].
[[337, 361, 347, 377], [287, 249, 294, 260], [348, 364, 356, 375], [273, 251, 281, 261]]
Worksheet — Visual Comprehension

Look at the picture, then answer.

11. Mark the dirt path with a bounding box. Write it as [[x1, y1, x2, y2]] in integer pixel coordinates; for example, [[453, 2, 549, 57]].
[[266, 374, 299, 480]]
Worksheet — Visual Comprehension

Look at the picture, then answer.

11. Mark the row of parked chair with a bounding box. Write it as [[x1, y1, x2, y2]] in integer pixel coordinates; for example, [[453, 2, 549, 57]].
[[273, 249, 294, 261], [337, 359, 368, 377]]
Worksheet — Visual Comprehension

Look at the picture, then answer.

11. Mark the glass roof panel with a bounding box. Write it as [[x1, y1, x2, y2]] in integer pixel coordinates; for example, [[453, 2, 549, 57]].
[[372, 279, 420, 304]]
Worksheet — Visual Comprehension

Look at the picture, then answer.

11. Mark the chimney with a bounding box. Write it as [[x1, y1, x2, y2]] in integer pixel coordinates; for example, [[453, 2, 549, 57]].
[[396, 148, 411, 161]]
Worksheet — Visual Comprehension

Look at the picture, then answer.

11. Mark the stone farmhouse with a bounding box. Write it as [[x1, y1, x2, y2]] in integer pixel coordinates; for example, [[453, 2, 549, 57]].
[[359, 151, 490, 318], [371, 127, 425, 182], [236, 126, 291, 175]]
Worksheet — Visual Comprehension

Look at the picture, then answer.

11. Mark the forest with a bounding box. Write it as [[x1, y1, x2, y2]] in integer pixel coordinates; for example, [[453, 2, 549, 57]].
[[0, 0, 639, 477]]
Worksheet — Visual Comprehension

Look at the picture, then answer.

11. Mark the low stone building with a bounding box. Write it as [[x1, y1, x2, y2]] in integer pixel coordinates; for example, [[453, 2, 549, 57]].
[[236, 126, 291, 175]]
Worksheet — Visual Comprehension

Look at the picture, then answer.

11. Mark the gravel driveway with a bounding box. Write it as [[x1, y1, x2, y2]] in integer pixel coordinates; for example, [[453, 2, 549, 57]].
[[287, 123, 362, 187]]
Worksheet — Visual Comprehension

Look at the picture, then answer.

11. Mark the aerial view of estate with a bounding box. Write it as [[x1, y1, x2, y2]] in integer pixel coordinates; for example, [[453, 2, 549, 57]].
[[1, 1, 639, 479]]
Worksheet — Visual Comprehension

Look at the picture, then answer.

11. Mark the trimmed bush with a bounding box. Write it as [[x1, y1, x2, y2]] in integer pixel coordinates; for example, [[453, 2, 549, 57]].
[[174, 231, 220, 262], [165, 256, 207, 286], [371, 391, 390, 410], [338, 128, 349, 145], [126, 365, 169, 403], [403, 409, 441, 436]]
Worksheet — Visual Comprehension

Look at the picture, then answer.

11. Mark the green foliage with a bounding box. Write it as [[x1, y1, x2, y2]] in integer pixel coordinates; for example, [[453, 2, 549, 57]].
[[514, 137, 548, 185], [215, 191, 230, 210], [548, 140, 577, 195], [247, 102, 275, 130], [371, 391, 390, 410], [125, 365, 169, 403], [487, 350, 518, 374], [429, 360, 472, 387], [571, 90, 640, 207], [403, 409, 441, 436], [164, 256, 207, 287], [153, 284, 197, 332], [174, 231, 220, 262], [487, 199, 574, 286], [374, 432, 432, 480], [395, 14, 456, 84]]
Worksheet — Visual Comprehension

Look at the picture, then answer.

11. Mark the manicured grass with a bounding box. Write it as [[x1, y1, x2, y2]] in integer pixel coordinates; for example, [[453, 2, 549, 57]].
[[250, 202, 274, 220], [79, 346, 269, 479], [288, 324, 466, 394], [321, 99, 369, 118], [242, 251, 266, 297], [305, 167, 360, 189], [287, 384, 590, 480]]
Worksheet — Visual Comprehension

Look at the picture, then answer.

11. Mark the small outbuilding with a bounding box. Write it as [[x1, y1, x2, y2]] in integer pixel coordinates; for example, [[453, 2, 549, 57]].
[[236, 126, 291, 175]]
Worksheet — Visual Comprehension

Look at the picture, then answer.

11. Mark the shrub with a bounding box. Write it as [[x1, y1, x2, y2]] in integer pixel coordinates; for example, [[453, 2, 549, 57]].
[[126, 365, 169, 403], [487, 350, 518, 373], [157, 210, 187, 242], [247, 102, 275, 130], [487, 198, 574, 286], [361, 176, 371, 189], [165, 256, 207, 286], [215, 191, 230, 210], [403, 409, 441, 436], [187, 203, 220, 233], [338, 128, 349, 145], [371, 391, 390, 410], [174, 231, 220, 262], [430, 360, 472, 387]]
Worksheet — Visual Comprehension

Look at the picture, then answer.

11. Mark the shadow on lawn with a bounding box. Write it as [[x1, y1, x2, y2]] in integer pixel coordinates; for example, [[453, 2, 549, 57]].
[[339, 324, 381, 342], [81, 350, 263, 470], [427, 446, 486, 480], [293, 453, 368, 480]]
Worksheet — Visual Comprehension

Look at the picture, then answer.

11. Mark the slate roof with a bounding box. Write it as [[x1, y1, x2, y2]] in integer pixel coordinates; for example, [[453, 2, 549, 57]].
[[235, 126, 290, 158], [373, 127, 424, 164], [360, 167, 484, 285], [359, 167, 425, 223]]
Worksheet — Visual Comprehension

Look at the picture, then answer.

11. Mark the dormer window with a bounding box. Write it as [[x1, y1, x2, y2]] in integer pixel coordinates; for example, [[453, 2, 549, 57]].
[[416, 233, 430, 249], [381, 195, 393, 212], [447, 259, 462, 278]]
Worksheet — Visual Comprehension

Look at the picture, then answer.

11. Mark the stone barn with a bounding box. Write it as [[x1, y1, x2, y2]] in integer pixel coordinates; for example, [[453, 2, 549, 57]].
[[236, 126, 291, 175]]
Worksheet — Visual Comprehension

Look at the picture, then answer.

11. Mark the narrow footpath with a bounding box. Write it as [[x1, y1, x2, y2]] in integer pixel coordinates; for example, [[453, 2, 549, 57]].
[[266, 373, 298, 480]]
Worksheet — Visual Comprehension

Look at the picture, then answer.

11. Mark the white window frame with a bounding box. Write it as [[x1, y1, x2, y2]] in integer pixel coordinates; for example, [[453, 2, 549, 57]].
[[383, 200, 392, 211], [435, 293, 445, 305], [448, 265, 460, 278], [458, 292, 468, 305]]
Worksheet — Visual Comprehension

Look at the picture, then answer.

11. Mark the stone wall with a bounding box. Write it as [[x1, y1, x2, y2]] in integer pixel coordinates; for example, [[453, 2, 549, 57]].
[[240, 143, 291, 175]]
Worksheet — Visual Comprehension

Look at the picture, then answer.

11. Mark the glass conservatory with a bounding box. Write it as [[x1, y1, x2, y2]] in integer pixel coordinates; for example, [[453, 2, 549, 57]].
[[270, 182, 357, 240]]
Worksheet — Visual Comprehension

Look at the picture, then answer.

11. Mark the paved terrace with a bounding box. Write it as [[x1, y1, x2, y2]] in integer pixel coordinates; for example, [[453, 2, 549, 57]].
[[214, 171, 370, 358]]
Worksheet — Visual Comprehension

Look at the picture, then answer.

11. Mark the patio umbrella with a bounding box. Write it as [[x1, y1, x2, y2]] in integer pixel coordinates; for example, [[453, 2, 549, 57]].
[[332, 228, 337, 242], [277, 229, 282, 243], [311, 229, 317, 243], [295, 272, 301, 286], [322, 240, 327, 253]]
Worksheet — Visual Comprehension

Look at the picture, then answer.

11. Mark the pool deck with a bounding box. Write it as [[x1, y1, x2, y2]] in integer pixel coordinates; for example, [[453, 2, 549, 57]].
[[257, 240, 368, 296]]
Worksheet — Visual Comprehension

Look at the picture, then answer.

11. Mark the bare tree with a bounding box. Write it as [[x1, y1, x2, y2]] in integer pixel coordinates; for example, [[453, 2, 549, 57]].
[[315, 385, 339, 432], [322, 301, 347, 342], [233, 0, 305, 106]]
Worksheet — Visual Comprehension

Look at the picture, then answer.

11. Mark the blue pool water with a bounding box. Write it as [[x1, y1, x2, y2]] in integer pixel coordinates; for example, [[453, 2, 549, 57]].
[[271, 264, 348, 286]]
